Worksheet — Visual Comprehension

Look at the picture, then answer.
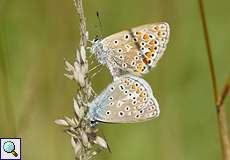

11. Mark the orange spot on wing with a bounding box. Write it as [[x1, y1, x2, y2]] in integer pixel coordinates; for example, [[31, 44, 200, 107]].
[[146, 52, 152, 59], [144, 44, 150, 48], [150, 47, 155, 52], [141, 98, 147, 102], [136, 63, 143, 73], [137, 63, 142, 68], [136, 69, 141, 73], [143, 58, 148, 64], [136, 87, 141, 93], [149, 40, 156, 45], [136, 31, 142, 35], [153, 26, 159, 31], [140, 92, 146, 98], [143, 34, 149, 41], [157, 32, 162, 37], [131, 83, 137, 90], [124, 79, 130, 85]]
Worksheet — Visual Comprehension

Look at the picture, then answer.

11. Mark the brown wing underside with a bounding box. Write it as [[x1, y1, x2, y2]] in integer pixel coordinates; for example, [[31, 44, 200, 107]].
[[102, 23, 170, 76]]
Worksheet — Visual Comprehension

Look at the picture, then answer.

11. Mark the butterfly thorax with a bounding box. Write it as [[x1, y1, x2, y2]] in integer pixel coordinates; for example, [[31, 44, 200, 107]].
[[91, 39, 110, 64]]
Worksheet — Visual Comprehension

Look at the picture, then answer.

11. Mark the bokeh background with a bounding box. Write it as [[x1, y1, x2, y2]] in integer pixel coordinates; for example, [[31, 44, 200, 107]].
[[0, 0, 230, 159]]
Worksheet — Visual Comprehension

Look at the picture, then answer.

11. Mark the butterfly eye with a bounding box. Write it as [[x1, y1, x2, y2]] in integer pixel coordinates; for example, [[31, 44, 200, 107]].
[[93, 38, 99, 42]]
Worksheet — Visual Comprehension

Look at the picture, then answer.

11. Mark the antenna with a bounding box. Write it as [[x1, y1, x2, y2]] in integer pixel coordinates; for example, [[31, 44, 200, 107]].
[[96, 11, 103, 38]]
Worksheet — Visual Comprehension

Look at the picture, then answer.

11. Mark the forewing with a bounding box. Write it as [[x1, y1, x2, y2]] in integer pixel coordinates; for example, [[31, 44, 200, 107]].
[[102, 22, 170, 76]]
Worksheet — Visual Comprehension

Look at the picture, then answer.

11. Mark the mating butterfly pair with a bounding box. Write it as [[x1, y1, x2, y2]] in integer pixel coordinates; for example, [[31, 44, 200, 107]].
[[89, 22, 170, 123]]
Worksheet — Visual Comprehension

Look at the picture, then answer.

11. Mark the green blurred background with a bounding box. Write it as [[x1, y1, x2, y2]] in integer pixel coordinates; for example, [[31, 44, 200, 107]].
[[0, 0, 230, 159]]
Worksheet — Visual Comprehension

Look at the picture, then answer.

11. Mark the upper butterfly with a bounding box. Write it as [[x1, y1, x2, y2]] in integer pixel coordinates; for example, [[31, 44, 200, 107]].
[[91, 22, 170, 78]]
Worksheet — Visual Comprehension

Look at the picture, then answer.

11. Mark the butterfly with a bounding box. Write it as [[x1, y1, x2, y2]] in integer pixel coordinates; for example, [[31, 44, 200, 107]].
[[89, 74, 159, 123], [91, 22, 170, 78]]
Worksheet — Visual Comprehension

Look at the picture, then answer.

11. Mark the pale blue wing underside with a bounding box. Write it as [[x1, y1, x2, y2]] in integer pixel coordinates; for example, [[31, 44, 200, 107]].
[[89, 75, 159, 123]]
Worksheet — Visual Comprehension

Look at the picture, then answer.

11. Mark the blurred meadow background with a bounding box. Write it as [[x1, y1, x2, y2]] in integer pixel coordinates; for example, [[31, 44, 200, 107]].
[[0, 0, 230, 159]]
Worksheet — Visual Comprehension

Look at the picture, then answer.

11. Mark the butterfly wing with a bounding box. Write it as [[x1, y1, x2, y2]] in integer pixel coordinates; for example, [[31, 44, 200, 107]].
[[101, 22, 170, 77], [89, 75, 160, 123]]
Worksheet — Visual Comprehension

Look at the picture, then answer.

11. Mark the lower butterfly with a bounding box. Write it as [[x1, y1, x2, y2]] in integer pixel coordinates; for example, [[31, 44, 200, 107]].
[[89, 74, 159, 123], [91, 22, 170, 78]]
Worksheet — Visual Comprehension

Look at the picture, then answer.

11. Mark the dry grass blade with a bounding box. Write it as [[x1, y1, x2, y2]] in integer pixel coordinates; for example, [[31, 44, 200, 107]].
[[217, 74, 230, 108], [55, 0, 109, 159], [198, 0, 230, 159], [198, 0, 218, 102]]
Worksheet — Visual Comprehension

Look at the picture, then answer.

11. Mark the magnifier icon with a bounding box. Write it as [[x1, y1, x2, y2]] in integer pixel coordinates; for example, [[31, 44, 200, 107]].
[[3, 141, 18, 157]]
